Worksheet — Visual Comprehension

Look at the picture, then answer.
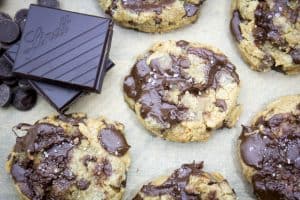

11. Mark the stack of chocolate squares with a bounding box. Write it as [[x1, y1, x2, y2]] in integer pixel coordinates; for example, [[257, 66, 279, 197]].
[[0, 2, 114, 112]]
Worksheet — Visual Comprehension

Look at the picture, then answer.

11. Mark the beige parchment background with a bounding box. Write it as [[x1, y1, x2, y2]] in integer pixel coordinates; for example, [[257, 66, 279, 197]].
[[0, 0, 299, 199]]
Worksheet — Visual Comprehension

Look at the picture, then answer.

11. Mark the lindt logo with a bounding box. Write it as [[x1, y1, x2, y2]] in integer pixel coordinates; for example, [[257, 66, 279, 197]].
[[23, 15, 71, 56]]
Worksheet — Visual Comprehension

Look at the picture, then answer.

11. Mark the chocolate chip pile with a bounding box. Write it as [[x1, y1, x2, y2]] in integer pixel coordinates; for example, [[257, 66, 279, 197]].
[[0, 0, 59, 111]]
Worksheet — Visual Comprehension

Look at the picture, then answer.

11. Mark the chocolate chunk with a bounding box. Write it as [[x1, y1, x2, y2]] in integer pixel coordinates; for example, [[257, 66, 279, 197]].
[[184, 3, 200, 17], [14, 9, 28, 25], [0, 12, 12, 21], [12, 88, 37, 111], [11, 123, 83, 199], [215, 99, 227, 112], [37, 0, 60, 8], [76, 179, 90, 190], [261, 54, 275, 69], [121, 0, 175, 13], [138, 162, 204, 199], [290, 49, 300, 64], [0, 19, 20, 44], [0, 84, 12, 107], [13, 5, 113, 92], [0, 57, 14, 80], [94, 159, 112, 177], [98, 128, 130, 156], [230, 10, 243, 42], [240, 113, 300, 200], [4, 36, 115, 113], [176, 40, 190, 49], [252, 0, 298, 47]]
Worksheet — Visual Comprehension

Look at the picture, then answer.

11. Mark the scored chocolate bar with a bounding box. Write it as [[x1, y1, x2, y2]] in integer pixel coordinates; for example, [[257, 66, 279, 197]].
[[13, 5, 113, 92], [5, 42, 114, 112]]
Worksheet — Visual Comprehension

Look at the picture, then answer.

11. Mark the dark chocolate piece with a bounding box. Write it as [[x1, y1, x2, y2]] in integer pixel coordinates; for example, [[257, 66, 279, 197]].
[[239, 111, 300, 200], [14, 9, 28, 26], [215, 99, 227, 112], [0, 19, 20, 44], [12, 88, 37, 111], [5, 42, 115, 112], [230, 10, 243, 42], [0, 12, 12, 21], [11, 123, 80, 199], [98, 127, 130, 156], [291, 48, 300, 64], [184, 3, 201, 17], [0, 56, 14, 80], [0, 84, 12, 107], [13, 5, 113, 92], [253, 0, 298, 47], [124, 41, 239, 127], [37, 0, 60, 8], [135, 162, 204, 199]]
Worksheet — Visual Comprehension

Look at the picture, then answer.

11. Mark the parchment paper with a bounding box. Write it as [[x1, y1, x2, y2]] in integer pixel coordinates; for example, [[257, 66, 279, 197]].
[[1, 0, 299, 199]]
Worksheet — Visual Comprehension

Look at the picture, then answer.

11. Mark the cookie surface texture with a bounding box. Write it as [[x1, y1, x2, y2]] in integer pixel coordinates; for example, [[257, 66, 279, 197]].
[[6, 113, 131, 200], [133, 162, 237, 200], [99, 0, 205, 32], [231, 0, 300, 74], [123, 40, 241, 143], [238, 95, 300, 200]]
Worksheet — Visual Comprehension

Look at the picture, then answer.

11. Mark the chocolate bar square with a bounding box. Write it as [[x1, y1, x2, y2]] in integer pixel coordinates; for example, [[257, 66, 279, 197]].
[[5, 42, 114, 112], [13, 5, 113, 92]]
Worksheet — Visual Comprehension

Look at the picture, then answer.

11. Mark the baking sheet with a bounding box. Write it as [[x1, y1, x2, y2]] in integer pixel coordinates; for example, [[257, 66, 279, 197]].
[[0, 0, 299, 199]]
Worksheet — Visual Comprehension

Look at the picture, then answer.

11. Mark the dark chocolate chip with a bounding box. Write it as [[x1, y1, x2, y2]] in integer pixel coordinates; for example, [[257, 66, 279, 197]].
[[184, 3, 199, 17], [230, 10, 243, 42], [215, 99, 227, 112], [0, 19, 20, 44], [0, 12, 12, 21], [76, 179, 90, 190], [0, 84, 12, 107], [290, 49, 300, 64], [37, 0, 60, 8], [14, 9, 28, 25], [12, 88, 37, 111], [98, 128, 130, 156], [0, 57, 14, 80], [261, 54, 275, 69]]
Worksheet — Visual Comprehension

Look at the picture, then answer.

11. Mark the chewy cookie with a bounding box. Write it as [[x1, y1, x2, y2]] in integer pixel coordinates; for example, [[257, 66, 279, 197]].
[[133, 162, 237, 199], [230, 0, 300, 74], [98, 0, 205, 32], [123, 40, 241, 143], [238, 95, 300, 200], [6, 113, 131, 200]]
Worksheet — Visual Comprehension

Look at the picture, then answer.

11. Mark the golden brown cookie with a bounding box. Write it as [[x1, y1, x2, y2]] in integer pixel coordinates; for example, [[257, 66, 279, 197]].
[[98, 0, 205, 32], [230, 0, 300, 74], [123, 40, 241, 143], [133, 162, 237, 200], [6, 113, 131, 200], [238, 95, 300, 200]]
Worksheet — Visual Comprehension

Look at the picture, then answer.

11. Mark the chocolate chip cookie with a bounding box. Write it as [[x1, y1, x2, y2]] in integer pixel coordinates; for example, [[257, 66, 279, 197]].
[[98, 0, 205, 32], [238, 95, 300, 200], [231, 0, 300, 74], [123, 40, 241, 143], [133, 162, 237, 199], [6, 113, 131, 200]]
